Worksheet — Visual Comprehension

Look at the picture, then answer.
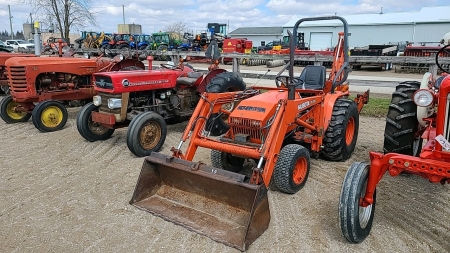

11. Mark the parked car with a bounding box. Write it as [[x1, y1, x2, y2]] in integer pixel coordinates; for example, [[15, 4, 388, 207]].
[[5, 39, 35, 52], [0, 40, 13, 52]]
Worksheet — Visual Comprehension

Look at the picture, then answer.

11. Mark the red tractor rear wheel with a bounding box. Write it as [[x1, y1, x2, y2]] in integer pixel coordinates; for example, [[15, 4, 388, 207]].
[[383, 81, 421, 156], [205, 72, 246, 136]]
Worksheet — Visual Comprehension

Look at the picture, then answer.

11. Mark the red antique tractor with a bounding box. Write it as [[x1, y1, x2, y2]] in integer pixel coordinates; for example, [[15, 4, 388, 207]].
[[338, 41, 450, 243], [76, 40, 246, 157], [0, 52, 35, 94], [0, 51, 144, 132]]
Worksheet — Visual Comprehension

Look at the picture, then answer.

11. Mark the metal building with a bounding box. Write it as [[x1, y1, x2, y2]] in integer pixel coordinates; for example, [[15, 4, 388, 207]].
[[228, 27, 283, 48], [283, 6, 450, 50]]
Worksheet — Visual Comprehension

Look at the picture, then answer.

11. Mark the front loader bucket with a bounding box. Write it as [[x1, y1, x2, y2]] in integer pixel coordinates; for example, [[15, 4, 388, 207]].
[[130, 152, 270, 251]]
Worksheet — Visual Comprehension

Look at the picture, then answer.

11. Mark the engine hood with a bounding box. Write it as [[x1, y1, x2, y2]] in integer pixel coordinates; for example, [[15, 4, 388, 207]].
[[5, 56, 99, 67], [229, 90, 287, 125], [0, 53, 35, 65], [93, 69, 181, 93]]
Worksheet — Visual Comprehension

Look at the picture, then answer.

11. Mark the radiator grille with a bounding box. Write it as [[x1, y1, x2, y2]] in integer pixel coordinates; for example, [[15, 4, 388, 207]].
[[8, 66, 27, 93], [98, 92, 122, 114], [229, 117, 263, 140]]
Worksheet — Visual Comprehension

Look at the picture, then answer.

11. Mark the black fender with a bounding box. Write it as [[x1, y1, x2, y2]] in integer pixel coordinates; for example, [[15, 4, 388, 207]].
[[109, 59, 146, 71]]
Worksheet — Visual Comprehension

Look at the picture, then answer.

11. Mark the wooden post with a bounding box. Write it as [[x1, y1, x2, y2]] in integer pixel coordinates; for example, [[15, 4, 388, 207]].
[[232, 57, 240, 73], [429, 64, 438, 78], [171, 54, 180, 65]]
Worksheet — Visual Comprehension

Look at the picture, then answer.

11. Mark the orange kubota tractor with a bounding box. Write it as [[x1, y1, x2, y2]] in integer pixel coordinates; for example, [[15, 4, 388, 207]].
[[129, 16, 370, 251], [0, 45, 144, 132], [338, 37, 450, 244]]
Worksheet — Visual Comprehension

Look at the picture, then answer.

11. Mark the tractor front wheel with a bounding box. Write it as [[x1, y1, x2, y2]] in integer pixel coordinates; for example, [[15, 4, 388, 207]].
[[339, 162, 376, 243], [32, 100, 68, 132], [322, 98, 359, 161], [272, 144, 310, 194], [211, 150, 245, 172], [205, 72, 246, 136], [0, 95, 31, 123], [76, 102, 115, 142], [127, 112, 167, 157]]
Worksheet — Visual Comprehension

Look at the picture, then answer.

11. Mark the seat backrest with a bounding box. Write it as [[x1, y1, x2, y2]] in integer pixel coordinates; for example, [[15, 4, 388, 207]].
[[297, 65, 326, 90]]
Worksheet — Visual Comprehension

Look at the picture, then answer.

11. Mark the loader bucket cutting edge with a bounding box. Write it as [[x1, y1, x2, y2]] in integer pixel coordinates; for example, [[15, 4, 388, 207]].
[[129, 152, 270, 251]]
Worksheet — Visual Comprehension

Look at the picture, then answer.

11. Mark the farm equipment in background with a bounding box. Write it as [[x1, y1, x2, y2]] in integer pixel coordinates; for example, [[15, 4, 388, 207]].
[[338, 39, 450, 244], [349, 44, 398, 70], [148, 31, 181, 51], [221, 38, 253, 64], [42, 37, 70, 54], [129, 34, 151, 50], [107, 33, 132, 49], [0, 48, 145, 132], [0, 52, 35, 94], [129, 16, 370, 251], [76, 41, 246, 157]]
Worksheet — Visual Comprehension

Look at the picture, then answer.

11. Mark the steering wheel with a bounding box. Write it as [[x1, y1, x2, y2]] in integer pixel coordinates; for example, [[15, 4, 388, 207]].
[[275, 75, 290, 88], [436, 44, 450, 74], [160, 63, 182, 70]]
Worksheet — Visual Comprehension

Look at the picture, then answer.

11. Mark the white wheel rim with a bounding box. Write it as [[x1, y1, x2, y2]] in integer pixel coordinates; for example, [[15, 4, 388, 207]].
[[359, 180, 373, 229]]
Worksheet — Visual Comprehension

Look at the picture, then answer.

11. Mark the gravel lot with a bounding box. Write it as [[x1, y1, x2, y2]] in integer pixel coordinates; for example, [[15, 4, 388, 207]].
[[0, 66, 448, 252], [0, 100, 448, 252]]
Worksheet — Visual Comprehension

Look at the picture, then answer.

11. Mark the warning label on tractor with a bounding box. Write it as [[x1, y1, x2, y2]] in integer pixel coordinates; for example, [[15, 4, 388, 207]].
[[435, 134, 450, 150]]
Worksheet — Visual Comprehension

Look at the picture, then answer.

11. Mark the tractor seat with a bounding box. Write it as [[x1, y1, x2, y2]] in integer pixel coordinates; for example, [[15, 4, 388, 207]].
[[295, 65, 326, 90], [187, 71, 205, 79], [176, 71, 206, 86], [434, 75, 446, 89]]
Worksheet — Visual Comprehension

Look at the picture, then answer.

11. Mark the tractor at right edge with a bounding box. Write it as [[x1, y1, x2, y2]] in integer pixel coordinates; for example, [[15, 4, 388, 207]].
[[338, 37, 450, 243]]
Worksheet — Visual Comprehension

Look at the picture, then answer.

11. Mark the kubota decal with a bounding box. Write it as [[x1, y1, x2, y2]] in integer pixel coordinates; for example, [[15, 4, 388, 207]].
[[298, 99, 316, 110], [122, 79, 169, 87], [237, 106, 266, 112]]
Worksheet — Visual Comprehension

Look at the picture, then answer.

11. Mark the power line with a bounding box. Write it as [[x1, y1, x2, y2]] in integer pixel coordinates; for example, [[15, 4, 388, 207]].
[[124, 6, 167, 22]]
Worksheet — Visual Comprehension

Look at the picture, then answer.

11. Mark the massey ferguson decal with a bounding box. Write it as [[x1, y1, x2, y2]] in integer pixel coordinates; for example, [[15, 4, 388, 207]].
[[122, 79, 170, 87]]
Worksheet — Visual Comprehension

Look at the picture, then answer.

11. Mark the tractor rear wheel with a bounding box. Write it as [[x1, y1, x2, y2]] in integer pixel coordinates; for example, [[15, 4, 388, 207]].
[[76, 102, 115, 142], [339, 162, 376, 243], [32, 100, 68, 132], [211, 150, 245, 172], [138, 45, 147, 50], [383, 81, 421, 156], [205, 72, 246, 136], [127, 111, 167, 157], [0, 95, 31, 123], [272, 144, 310, 194], [322, 98, 359, 161]]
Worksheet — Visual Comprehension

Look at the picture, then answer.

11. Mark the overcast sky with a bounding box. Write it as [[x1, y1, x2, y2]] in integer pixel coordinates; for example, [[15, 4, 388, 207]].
[[0, 0, 447, 35]]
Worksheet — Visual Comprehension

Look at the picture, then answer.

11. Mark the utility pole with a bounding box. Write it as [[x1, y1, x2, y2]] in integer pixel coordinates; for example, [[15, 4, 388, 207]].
[[8, 5, 13, 39], [122, 5, 125, 24]]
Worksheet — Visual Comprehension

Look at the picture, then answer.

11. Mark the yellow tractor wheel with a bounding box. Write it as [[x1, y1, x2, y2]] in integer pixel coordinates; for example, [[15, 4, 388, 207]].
[[32, 100, 68, 132], [0, 95, 31, 123]]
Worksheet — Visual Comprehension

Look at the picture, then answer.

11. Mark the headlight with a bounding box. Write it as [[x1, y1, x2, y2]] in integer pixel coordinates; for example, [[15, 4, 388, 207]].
[[166, 91, 171, 96], [93, 95, 101, 106], [84, 52, 90, 59], [119, 54, 124, 61], [107, 98, 122, 109], [160, 93, 166, 99], [413, 89, 433, 107]]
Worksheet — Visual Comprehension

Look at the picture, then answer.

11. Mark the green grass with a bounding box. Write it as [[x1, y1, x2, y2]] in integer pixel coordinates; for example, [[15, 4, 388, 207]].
[[352, 96, 391, 118]]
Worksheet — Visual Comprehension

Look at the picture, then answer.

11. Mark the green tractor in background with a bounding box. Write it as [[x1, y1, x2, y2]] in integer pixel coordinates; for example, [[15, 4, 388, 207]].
[[148, 32, 182, 51]]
